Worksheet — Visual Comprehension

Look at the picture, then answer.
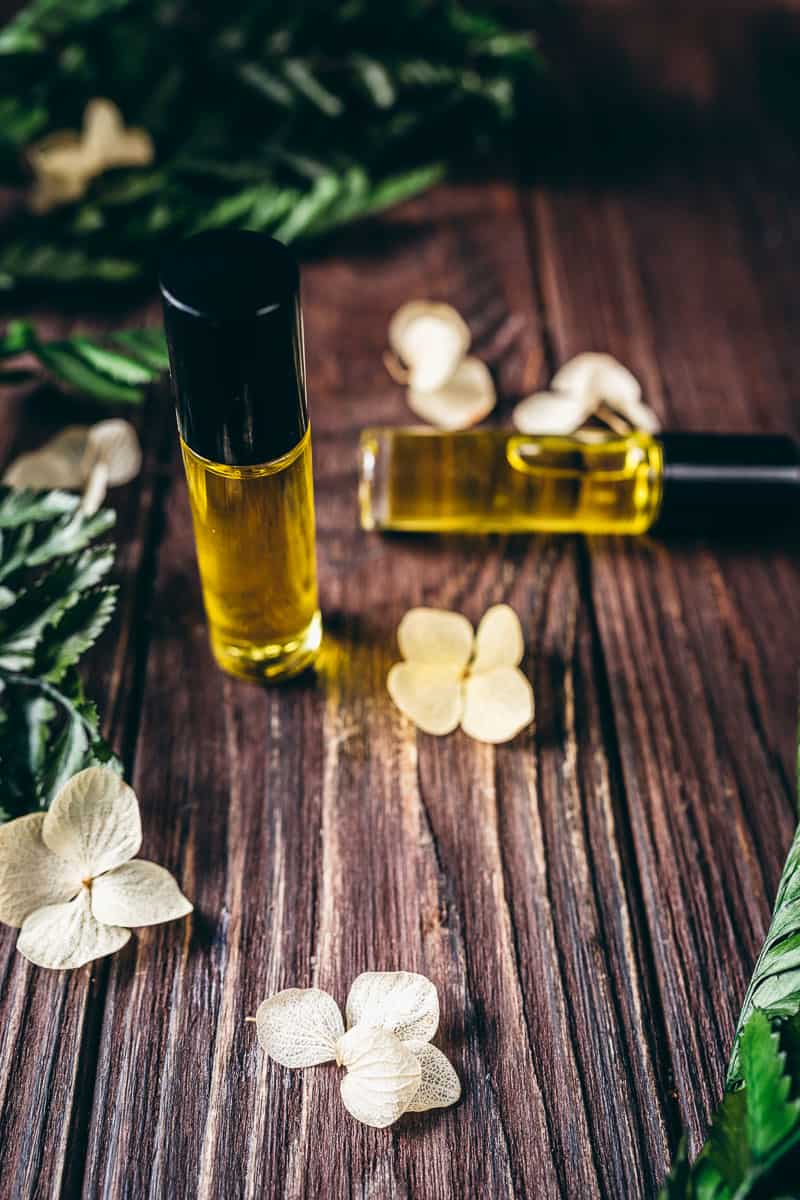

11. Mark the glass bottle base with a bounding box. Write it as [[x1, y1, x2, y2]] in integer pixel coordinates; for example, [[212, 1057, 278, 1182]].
[[209, 610, 322, 682]]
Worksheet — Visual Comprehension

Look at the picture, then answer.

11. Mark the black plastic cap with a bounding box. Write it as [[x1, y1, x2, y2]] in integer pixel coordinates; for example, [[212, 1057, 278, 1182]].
[[655, 432, 800, 533], [160, 231, 308, 466]]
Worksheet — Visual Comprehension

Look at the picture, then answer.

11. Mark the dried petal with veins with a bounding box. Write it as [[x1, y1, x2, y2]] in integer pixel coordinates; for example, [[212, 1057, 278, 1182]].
[[346, 971, 439, 1042], [0, 766, 192, 970], [17, 890, 131, 971], [337, 1024, 422, 1128], [404, 1040, 462, 1112], [256, 987, 345, 1067]]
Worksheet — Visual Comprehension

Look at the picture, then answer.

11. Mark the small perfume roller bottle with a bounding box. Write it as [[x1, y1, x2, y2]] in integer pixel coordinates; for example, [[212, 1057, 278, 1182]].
[[359, 427, 800, 535], [160, 231, 321, 681]]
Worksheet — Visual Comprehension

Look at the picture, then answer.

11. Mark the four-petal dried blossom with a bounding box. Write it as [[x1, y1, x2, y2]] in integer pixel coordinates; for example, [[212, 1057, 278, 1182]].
[[0, 767, 192, 970], [387, 604, 534, 744], [256, 970, 460, 1128]]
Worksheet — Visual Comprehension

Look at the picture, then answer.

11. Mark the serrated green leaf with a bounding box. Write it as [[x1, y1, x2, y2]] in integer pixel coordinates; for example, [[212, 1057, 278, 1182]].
[[39, 585, 117, 682], [0, 485, 119, 816], [0, 488, 77, 528], [741, 1011, 800, 1158], [26, 507, 115, 565], [728, 819, 800, 1086], [704, 1089, 749, 1189]]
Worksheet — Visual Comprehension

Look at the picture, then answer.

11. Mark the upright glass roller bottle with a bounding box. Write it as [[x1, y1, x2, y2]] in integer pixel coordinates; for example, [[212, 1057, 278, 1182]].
[[160, 231, 321, 681]]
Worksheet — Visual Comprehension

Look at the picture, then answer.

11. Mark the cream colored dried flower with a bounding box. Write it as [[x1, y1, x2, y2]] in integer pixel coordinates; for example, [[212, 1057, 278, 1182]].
[[0, 767, 192, 970], [27, 99, 154, 214], [256, 971, 460, 1128], [387, 301, 495, 430], [3, 419, 142, 515], [513, 352, 660, 436], [387, 605, 533, 743]]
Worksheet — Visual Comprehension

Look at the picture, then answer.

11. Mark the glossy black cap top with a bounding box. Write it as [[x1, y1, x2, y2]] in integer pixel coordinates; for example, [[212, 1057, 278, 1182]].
[[160, 231, 308, 466]]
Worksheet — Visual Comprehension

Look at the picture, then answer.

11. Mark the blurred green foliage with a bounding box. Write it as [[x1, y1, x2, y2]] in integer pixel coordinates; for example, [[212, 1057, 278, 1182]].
[[0, 0, 544, 290]]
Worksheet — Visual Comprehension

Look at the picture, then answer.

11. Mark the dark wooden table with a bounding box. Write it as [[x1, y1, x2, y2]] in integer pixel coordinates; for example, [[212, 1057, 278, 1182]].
[[2, 6, 800, 1198]]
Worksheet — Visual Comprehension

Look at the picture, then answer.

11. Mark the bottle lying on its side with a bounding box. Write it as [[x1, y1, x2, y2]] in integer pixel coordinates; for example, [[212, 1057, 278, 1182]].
[[358, 428, 800, 536]]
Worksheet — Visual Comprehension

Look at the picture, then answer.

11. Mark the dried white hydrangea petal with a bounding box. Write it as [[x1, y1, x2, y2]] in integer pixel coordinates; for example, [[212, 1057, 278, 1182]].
[[256, 987, 344, 1067], [404, 1041, 461, 1112], [0, 813, 82, 928], [389, 301, 470, 393], [42, 767, 142, 879], [551, 352, 660, 432], [3, 446, 86, 490], [27, 99, 153, 213], [17, 888, 130, 970], [346, 971, 440, 1043], [387, 663, 464, 736], [79, 419, 143, 514], [91, 860, 192, 928], [396, 608, 473, 669], [84, 419, 142, 487], [2, 421, 143, 501], [512, 390, 595, 435], [471, 604, 525, 674], [407, 356, 495, 431], [461, 666, 534, 744], [82, 99, 154, 170], [337, 1024, 422, 1128], [610, 395, 660, 434]]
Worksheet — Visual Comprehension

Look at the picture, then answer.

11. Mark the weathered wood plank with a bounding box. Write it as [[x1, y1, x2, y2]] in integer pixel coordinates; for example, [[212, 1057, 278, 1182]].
[[0, 308, 175, 1200], [71, 184, 670, 1198], [526, 148, 800, 1153]]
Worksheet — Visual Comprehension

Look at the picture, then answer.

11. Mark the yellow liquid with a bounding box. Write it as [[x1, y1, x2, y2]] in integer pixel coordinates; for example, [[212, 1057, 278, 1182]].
[[359, 428, 663, 534], [181, 428, 321, 680]]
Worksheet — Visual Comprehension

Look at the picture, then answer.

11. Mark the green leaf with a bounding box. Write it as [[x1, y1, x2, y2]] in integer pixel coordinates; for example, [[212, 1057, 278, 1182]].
[[0, 485, 119, 817], [0, 322, 167, 403], [705, 1089, 749, 1191], [34, 341, 145, 404], [109, 329, 170, 371], [68, 337, 155, 385], [728, 809, 800, 1085], [39, 585, 117, 682], [740, 1012, 800, 1159], [0, 0, 540, 292], [0, 320, 35, 357]]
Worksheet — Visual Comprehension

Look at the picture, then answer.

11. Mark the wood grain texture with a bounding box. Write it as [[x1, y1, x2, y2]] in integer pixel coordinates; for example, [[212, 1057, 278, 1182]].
[[2, 10, 800, 1196]]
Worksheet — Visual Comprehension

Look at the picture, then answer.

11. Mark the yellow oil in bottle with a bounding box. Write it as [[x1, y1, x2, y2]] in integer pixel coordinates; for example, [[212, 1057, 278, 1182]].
[[181, 427, 321, 680], [359, 428, 663, 534]]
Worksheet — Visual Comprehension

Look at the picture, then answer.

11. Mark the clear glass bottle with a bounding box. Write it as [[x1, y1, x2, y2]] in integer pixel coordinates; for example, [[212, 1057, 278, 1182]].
[[359, 427, 800, 536], [161, 231, 321, 681]]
